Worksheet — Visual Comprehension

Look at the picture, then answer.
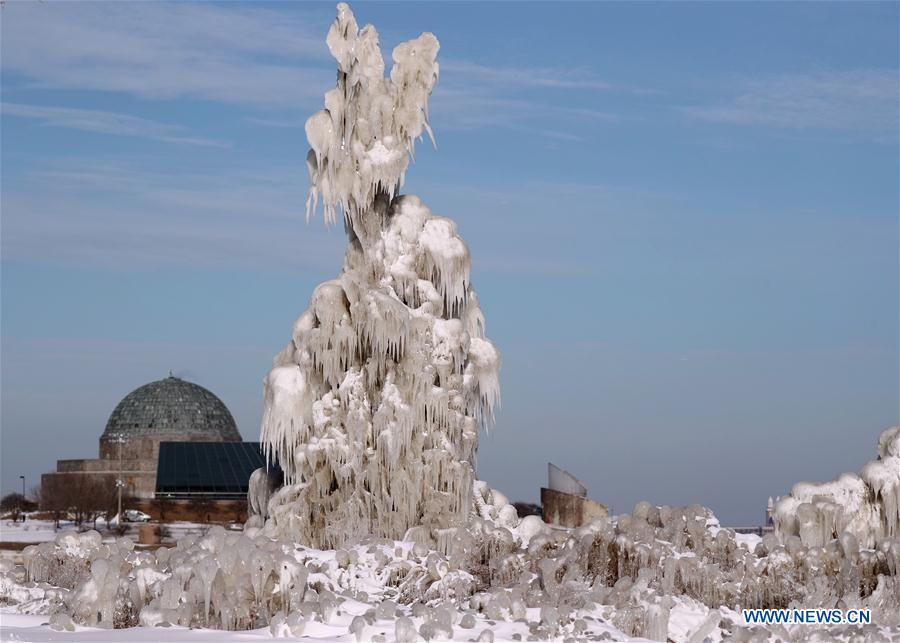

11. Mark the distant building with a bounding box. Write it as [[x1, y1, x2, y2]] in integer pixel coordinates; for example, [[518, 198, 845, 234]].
[[41, 375, 244, 502], [155, 441, 270, 500], [541, 463, 608, 528]]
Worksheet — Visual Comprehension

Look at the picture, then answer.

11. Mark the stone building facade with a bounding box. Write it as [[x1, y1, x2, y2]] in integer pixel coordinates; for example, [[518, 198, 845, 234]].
[[41, 375, 242, 503]]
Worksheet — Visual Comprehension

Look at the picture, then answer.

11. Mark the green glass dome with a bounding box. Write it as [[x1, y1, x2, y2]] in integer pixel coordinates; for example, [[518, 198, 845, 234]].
[[101, 375, 241, 441]]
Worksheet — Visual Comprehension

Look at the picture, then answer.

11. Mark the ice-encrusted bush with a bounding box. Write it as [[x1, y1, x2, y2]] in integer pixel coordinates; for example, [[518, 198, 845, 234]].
[[8, 489, 898, 639], [774, 425, 900, 549]]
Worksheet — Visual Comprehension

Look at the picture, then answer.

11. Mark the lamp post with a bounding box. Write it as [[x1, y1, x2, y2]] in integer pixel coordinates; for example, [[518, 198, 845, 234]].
[[116, 479, 125, 524], [112, 435, 126, 524], [19, 476, 25, 522]]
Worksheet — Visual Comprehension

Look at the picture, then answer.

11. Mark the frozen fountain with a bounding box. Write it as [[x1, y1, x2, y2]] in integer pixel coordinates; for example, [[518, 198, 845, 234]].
[[257, 2, 499, 549]]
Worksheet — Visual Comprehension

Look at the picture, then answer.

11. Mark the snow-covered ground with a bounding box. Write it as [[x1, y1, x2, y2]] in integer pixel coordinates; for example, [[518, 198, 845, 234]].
[[4, 508, 897, 643], [1, 520, 230, 546], [2, 612, 299, 642], [0, 608, 652, 643], [0, 512, 741, 642], [1, 520, 64, 545]]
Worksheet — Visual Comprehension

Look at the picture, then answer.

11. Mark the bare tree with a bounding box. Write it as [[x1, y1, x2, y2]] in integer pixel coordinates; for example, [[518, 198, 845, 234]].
[[64, 480, 88, 526], [68, 477, 99, 527], [40, 478, 70, 528], [95, 479, 120, 527], [152, 495, 174, 522], [189, 496, 214, 523], [1, 493, 24, 521], [54, 475, 116, 529], [28, 485, 42, 510]]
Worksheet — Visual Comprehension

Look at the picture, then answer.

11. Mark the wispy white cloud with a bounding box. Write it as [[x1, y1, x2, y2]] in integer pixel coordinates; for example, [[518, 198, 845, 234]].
[[1, 1, 628, 138], [429, 58, 623, 137], [1, 1, 333, 108], [430, 89, 619, 135], [684, 70, 899, 139], [2, 103, 231, 147], [3, 157, 651, 277], [2, 158, 345, 270], [440, 60, 612, 91], [245, 116, 307, 129]]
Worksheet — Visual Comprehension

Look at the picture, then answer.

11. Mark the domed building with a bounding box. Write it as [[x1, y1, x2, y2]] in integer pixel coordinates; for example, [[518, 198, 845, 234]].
[[100, 374, 241, 463], [42, 375, 249, 501]]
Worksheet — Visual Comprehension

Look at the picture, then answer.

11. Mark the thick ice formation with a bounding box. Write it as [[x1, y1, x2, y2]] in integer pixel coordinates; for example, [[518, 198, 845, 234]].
[[260, 3, 499, 549], [305, 2, 438, 225], [5, 431, 900, 640], [7, 494, 899, 640], [774, 425, 900, 549]]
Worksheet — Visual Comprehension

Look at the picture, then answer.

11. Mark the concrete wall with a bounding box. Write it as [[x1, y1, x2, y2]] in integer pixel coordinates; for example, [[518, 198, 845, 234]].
[[56, 458, 154, 473], [41, 469, 156, 503], [98, 433, 231, 462], [41, 433, 240, 505]]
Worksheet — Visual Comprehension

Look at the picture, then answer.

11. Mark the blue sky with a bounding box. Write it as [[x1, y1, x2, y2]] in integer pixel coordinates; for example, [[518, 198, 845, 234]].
[[1, 2, 897, 525]]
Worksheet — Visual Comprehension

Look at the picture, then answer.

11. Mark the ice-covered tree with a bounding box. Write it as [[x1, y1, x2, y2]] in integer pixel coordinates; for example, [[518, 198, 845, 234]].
[[259, 3, 500, 549]]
